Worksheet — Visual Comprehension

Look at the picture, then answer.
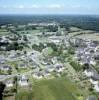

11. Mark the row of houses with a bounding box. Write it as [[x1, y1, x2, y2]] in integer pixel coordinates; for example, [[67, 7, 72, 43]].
[[84, 67, 99, 92], [5, 75, 29, 88], [0, 65, 12, 73], [75, 39, 99, 66], [74, 38, 99, 92], [32, 63, 64, 79], [0, 55, 6, 64]]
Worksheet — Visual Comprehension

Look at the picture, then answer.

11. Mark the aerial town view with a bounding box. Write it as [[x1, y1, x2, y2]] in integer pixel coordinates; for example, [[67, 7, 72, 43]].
[[0, 0, 99, 100]]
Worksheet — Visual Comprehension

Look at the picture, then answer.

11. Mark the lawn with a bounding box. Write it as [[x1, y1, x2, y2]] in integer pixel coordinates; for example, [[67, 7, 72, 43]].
[[17, 77, 85, 100]]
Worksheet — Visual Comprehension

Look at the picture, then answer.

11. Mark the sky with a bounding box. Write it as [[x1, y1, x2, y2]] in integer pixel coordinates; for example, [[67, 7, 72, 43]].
[[0, 0, 99, 15]]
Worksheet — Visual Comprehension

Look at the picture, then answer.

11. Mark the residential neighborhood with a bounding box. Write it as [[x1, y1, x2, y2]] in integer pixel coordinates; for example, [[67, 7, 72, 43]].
[[0, 22, 99, 100]]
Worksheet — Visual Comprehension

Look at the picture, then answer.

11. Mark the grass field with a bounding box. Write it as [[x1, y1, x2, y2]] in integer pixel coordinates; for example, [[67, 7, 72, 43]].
[[17, 77, 85, 100]]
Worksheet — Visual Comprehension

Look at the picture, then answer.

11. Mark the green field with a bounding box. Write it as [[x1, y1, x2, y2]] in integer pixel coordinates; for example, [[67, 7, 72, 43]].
[[17, 77, 85, 100]]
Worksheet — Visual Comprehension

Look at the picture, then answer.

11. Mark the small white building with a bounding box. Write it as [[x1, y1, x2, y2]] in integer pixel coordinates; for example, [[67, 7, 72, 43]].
[[43, 70, 51, 78], [90, 60, 96, 65], [18, 75, 29, 86], [0, 66, 11, 71], [33, 72, 43, 79], [0, 55, 5, 64], [54, 63, 64, 73], [51, 57, 57, 64], [47, 65, 54, 72], [5, 80, 14, 88], [18, 63, 27, 69], [89, 78, 98, 85], [94, 83, 99, 92], [84, 70, 94, 77], [86, 95, 97, 100]]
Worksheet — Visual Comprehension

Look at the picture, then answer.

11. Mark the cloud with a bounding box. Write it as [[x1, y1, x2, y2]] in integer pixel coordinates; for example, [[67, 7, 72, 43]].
[[18, 5, 25, 9], [13, 5, 40, 9], [31, 5, 40, 8], [0, 4, 64, 9], [47, 4, 64, 9]]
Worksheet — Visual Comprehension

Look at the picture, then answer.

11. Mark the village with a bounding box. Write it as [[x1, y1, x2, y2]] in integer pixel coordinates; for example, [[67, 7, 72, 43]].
[[0, 23, 99, 100]]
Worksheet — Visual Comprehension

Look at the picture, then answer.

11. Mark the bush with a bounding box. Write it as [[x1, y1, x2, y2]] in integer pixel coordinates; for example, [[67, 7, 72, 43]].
[[70, 61, 82, 71], [68, 47, 75, 54]]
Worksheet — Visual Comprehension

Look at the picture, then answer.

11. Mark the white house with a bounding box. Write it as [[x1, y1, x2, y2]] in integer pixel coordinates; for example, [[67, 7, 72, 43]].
[[18, 75, 29, 86], [0, 55, 5, 64], [0, 66, 11, 71], [89, 78, 98, 85], [94, 83, 99, 92], [54, 63, 64, 73], [90, 60, 96, 65], [5, 80, 14, 88], [86, 95, 97, 100], [33, 72, 43, 79], [84, 70, 94, 77], [18, 63, 27, 69], [43, 70, 51, 78], [47, 65, 54, 72], [51, 57, 57, 64]]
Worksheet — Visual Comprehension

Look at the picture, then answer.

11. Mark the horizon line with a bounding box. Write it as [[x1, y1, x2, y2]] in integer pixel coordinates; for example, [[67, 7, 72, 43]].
[[0, 13, 99, 16]]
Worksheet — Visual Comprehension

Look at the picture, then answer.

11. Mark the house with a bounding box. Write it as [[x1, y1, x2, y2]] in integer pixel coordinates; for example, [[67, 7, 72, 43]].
[[90, 59, 96, 65], [0, 55, 5, 64], [54, 63, 64, 73], [48, 36, 62, 45], [84, 69, 94, 77], [91, 73, 99, 80], [95, 46, 99, 52], [18, 75, 29, 86], [84, 48, 91, 55], [0, 65, 12, 71], [30, 63, 37, 69], [64, 39, 70, 47], [77, 48, 85, 54], [89, 78, 98, 85], [86, 95, 97, 100], [80, 57, 89, 65], [51, 57, 57, 64], [80, 55, 96, 66], [47, 65, 54, 72], [94, 52, 99, 60], [43, 70, 51, 78], [18, 63, 27, 69], [33, 72, 43, 79], [94, 83, 99, 92], [41, 61, 48, 65], [5, 80, 14, 88], [87, 42, 97, 51]]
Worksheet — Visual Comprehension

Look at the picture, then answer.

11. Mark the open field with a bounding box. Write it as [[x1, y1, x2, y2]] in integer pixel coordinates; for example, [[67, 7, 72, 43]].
[[74, 33, 99, 41], [0, 32, 9, 36], [16, 77, 86, 100], [17, 30, 41, 35]]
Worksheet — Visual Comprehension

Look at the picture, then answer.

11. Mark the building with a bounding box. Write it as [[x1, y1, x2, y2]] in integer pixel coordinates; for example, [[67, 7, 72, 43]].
[[33, 72, 43, 79], [18, 75, 29, 86], [5, 80, 14, 88]]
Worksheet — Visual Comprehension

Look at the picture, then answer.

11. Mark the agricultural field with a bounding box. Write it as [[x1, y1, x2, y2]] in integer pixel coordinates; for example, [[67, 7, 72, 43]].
[[0, 29, 9, 36], [16, 77, 86, 100], [74, 33, 99, 41]]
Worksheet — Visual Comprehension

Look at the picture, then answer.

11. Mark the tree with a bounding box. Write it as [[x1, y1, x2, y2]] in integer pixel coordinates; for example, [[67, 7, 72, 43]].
[[7, 69, 12, 75], [68, 46, 75, 54], [0, 82, 5, 100], [23, 35, 28, 41], [14, 76, 18, 100], [14, 76, 18, 93]]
